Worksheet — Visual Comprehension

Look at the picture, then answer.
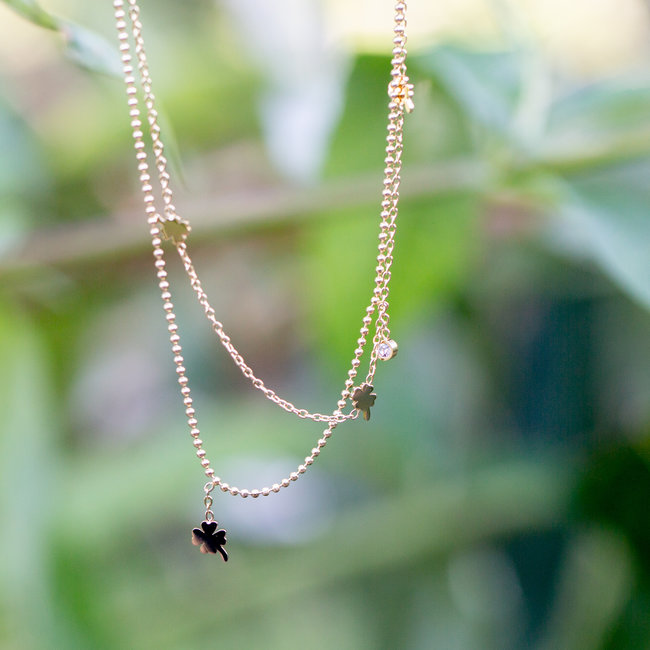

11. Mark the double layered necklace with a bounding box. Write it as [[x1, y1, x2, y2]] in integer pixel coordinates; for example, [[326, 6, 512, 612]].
[[113, 0, 413, 561]]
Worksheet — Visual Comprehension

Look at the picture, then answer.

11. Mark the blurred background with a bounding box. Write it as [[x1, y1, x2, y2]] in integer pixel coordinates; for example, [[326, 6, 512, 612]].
[[1, 0, 650, 648]]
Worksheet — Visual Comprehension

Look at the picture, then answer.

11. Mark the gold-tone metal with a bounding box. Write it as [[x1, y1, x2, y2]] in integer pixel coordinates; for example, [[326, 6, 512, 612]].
[[377, 339, 399, 361], [113, 0, 411, 498], [388, 74, 415, 113], [352, 383, 377, 421], [161, 216, 191, 244]]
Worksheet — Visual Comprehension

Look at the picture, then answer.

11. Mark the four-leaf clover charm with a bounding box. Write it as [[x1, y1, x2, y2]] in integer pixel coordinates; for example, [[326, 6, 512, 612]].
[[352, 383, 377, 421], [161, 215, 191, 244], [192, 520, 228, 561]]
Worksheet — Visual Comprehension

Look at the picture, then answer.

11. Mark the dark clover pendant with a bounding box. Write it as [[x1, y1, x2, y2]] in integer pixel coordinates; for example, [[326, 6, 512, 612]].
[[192, 520, 228, 561], [352, 383, 376, 421]]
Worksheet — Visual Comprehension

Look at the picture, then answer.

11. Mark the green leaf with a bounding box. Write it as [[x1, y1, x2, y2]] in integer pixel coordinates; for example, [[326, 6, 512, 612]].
[[326, 53, 477, 178], [324, 56, 392, 177], [413, 45, 523, 137], [545, 76, 650, 163], [536, 529, 633, 650], [298, 193, 480, 367], [2, 0, 121, 77], [546, 165, 650, 309], [0, 301, 64, 646], [2, 0, 58, 30], [0, 98, 49, 198], [59, 20, 122, 77]]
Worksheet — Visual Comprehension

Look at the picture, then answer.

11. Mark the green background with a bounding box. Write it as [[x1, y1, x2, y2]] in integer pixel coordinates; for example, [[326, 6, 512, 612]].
[[1, 1, 649, 648]]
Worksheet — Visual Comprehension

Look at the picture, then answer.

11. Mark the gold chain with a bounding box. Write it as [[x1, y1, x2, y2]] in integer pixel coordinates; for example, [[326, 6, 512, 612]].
[[113, 0, 412, 500]]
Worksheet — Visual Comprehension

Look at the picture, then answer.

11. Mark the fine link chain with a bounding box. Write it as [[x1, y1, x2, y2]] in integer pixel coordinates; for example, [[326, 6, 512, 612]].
[[118, 0, 357, 424], [367, 1, 410, 384], [176, 243, 352, 424], [113, 0, 410, 498]]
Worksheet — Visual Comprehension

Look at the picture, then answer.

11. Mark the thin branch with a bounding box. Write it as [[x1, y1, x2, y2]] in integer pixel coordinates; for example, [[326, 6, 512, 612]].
[[3, 131, 650, 283], [0, 159, 484, 280]]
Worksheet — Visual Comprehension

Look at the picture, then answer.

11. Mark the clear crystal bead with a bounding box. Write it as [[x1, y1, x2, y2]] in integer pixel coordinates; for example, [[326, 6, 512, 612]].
[[377, 339, 398, 361]]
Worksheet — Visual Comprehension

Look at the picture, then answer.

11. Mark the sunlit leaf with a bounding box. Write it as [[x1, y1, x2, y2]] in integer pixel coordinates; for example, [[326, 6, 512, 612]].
[[545, 76, 650, 162], [59, 20, 122, 77], [298, 194, 480, 367], [324, 56, 392, 177], [413, 45, 523, 137], [2, 0, 121, 76], [545, 165, 650, 309], [326, 52, 476, 178], [2, 0, 58, 30]]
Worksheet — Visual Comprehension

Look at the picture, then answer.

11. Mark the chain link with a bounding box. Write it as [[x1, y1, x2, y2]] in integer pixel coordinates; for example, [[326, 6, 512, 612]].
[[203, 482, 215, 520], [176, 242, 354, 423], [113, 0, 411, 496]]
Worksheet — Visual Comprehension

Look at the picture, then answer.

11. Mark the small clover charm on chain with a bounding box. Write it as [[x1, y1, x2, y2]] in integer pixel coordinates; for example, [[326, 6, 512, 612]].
[[192, 521, 228, 561], [352, 383, 377, 421], [388, 75, 415, 113], [161, 215, 191, 244]]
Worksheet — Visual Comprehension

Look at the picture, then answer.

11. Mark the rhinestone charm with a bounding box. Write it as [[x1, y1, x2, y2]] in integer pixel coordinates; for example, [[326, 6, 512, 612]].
[[377, 339, 398, 361]]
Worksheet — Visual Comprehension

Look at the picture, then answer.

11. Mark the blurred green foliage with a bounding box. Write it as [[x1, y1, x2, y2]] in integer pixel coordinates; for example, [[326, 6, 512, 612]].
[[1, 1, 650, 649], [4, 0, 121, 75]]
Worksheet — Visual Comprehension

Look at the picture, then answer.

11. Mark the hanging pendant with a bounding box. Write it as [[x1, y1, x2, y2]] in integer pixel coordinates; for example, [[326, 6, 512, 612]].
[[352, 383, 377, 421], [192, 520, 229, 561], [161, 215, 191, 244], [377, 339, 398, 361]]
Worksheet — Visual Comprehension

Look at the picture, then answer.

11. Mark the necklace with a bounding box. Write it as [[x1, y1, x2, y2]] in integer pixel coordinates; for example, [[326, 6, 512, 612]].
[[113, 0, 413, 561]]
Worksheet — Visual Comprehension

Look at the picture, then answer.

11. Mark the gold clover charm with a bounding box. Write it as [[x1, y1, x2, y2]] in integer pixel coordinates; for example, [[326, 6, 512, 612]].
[[161, 216, 191, 244], [388, 75, 415, 113], [352, 383, 377, 421]]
